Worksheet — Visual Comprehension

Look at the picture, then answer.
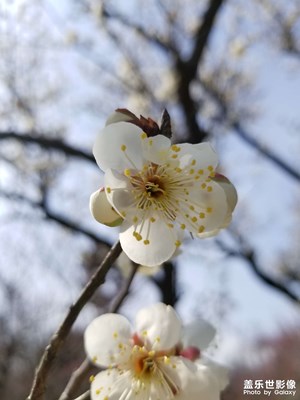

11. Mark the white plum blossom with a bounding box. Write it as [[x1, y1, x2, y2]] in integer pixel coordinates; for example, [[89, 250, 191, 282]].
[[90, 111, 237, 266], [84, 303, 228, 400]]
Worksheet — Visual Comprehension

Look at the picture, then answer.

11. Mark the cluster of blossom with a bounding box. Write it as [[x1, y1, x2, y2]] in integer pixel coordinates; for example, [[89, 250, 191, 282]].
[[85, 303, 228, 400], [85, 110, 238, 399]]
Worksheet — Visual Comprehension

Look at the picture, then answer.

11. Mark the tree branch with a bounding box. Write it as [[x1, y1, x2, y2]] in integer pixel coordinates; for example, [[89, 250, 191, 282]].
[[0, 190, 110, 247], [58, 263, 139, 400], [152, 261, 179, 307], [199, 78, 300, 182], [216, 239, 299, 302], [71, 391, 90, 400], [233, 122, 300, 182], [175, 0, 225, 143], [58, 359, 92, 400], [27, 241, 122, 400], [108, 263, 139, 313], [187, 0, 225, 79], [102, 7, 172, 53], [0, 131, 95, 164]]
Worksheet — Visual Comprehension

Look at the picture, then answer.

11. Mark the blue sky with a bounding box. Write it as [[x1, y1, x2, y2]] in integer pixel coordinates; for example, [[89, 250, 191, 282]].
[[1, 0, 300, 366]]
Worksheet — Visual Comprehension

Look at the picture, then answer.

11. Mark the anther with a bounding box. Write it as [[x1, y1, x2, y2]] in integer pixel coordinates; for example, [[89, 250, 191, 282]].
[[198, 225, 205, 233]]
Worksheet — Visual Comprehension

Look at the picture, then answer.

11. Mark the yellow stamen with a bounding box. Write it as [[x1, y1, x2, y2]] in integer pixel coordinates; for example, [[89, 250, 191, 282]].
[[124, 168, 131, 176], [198, 225, 205, 233]]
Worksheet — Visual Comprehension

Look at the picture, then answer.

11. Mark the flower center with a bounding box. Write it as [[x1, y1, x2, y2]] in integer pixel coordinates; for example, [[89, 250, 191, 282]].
[[144, 176, 166, 198], [130, 163, 166, 202], [135, 354, 156, 376], [113, 146, 217, 246], [130, 346, 180, 397]]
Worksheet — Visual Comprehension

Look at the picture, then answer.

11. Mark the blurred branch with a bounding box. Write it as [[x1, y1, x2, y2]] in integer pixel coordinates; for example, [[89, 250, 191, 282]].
[[233, 122, 300, 182], [199, 79, 300, 182], [72, 391, 90, 400], [152, 261, 179, 307], [108, 263, 139, 313], [175, 0, 225, 143], [0, 131, 95, 164], [0, 190, 110, 247], [217, 239, 299, 302], [58, 359, 91, 400], [102, 6, 172, 52], [58, 263, 138, 400], [27, 240, 122, 400], [187, 0, 225, 78]]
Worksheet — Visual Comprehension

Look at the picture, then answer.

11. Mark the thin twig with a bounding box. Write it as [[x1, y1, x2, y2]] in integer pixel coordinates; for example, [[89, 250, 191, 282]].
[[71, 390, 90, 400], [58, 359, 92, 400], [0, 131, 95, 163], [58, 262, 139, 400], [109, 262, 139, 313], [0, 189, 110, 247], [27, 241, 122, 400], [216, 239, 299, 303]]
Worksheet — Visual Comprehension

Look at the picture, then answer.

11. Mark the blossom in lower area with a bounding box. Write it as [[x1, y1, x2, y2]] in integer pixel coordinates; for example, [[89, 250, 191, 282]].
[[90, 111, 237, 266], [84, 303, 228, 400]]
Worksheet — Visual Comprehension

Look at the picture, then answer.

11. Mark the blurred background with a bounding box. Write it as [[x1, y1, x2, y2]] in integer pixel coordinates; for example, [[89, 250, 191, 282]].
[[0, 0, 300, 399]]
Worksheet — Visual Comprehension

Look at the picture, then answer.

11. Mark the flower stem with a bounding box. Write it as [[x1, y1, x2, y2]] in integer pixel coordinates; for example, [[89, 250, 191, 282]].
[[27, 241, 122, 400], [57, 260, 139, 400], [71, 390, 90, 400]]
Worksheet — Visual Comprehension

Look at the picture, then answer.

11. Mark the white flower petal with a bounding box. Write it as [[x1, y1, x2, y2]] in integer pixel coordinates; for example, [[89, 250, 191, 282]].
[[212, 174, 238, 212], [175, 357, 228, 400], [90, 369, 132, 400], [155, 356, 195, 399], [182, 319, 216, 350], [84, 314, 132, 367], [141, 134, 171, 164], [93, 122, 144, 171], [119, 217, 178, 267], [186, 180, 228, 236], [105, 169, 136, 217], [90, 188, 123, 227], [196, 357, 229, 394], [177, 142, 218, 175], [135, 303, 182, 350]]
